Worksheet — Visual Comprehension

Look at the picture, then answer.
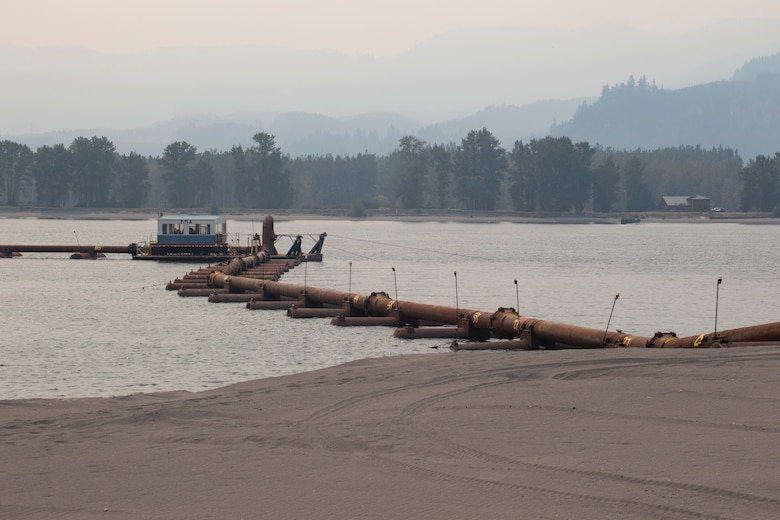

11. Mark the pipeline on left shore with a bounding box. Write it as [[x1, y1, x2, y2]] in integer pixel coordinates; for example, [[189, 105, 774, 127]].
[[166, 242, 780, 351]]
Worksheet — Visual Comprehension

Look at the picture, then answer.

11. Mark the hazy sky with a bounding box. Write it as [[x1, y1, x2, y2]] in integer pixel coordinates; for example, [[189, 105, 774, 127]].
[[4, 0, 780, 56]]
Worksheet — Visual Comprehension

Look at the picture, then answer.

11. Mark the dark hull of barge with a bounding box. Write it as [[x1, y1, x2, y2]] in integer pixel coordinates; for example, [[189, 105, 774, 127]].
[[132, 249, 323, 262]]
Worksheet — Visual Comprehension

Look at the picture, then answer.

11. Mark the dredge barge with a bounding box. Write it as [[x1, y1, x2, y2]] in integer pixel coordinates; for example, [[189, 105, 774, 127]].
[[0, 214, 326, 262], [132, 214, 325, 261]]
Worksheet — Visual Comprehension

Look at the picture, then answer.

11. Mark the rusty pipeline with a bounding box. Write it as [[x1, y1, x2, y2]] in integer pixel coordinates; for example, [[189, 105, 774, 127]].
[[449, 338, 532, 351], [202, 275, 780, 349], [219, 251, 269, 276], [167, 281, 211, 291], [207, 276, 633, 344], [246, 298, 305, 310], [646, 321, 780, 348], [287, 305, 345, 318], [208, 293, 264, 303], [178, 288, 226, 297], [393, 325, 471, 339], [0, 244, 133, 257], [331, 315, 403, 327], [209, 272, 264, 294]]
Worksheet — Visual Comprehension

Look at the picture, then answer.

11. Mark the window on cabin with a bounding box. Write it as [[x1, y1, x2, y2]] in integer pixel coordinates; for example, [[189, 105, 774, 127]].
[[162, 223, 184, 234], [188, 223, 211, 235]]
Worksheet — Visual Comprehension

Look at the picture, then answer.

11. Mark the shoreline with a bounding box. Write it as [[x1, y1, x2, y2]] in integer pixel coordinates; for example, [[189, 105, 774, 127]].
[[0, 207, 777, 224]]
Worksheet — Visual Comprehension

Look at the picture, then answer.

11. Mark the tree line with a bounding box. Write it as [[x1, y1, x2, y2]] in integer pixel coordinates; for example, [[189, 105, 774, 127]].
[[1, 128, 775, 214]]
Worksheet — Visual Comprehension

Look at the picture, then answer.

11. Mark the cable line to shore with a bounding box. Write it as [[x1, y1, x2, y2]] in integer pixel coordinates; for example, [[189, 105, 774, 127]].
[[328, 234, 495, 261]]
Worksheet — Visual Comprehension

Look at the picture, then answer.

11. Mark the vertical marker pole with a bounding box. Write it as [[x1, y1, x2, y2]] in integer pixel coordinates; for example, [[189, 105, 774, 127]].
[[603, 293, 620, 345], [392, 267, 398, 311], [454, 271, 459, 318], [715, 277, 722, 337]]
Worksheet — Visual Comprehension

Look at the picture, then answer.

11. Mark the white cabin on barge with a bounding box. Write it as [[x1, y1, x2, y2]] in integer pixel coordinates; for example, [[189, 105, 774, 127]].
[[132, 214, 234, 260], [156, 214, 227, 245]]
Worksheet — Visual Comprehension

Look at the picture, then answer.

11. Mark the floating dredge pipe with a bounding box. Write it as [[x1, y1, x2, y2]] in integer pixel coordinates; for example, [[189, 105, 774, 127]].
[[649, 321, 780, 348], [287, 305, 344, 318], [206, 275, 780, 349], [178, 288, 227, 297], [209, 293, 264, 303], [219, 251, 268, 276], [450, 338, 532, 351], [0, 244, 133, 256], [394, 325, 471, 339], [207, 275, 644, 346], [246, 298, 305, 310], [167, 281, 210, 291], [331, 315, 402, 327]]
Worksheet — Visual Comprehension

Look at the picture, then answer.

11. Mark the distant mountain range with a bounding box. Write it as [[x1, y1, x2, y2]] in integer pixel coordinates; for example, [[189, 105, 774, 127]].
[[7, 98, 587, 157], [3, 19, 780, 159]]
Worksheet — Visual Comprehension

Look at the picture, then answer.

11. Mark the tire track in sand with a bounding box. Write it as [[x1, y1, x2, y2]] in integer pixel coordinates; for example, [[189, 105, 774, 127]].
[[298, 353, 780, 519]]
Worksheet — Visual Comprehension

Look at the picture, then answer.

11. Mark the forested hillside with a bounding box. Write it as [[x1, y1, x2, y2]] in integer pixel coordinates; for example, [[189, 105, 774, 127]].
[[733, 53, 780, 80], [551, 63, 780, 160]]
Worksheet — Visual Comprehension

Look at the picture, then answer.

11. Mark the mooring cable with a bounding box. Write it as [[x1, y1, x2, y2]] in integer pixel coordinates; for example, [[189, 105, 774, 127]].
[[327, 233, 494, 261], [323, 242, 374, 260]]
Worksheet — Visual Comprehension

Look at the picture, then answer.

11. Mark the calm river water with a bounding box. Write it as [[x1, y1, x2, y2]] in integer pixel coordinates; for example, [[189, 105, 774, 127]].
[[1, 217, 778, 399]]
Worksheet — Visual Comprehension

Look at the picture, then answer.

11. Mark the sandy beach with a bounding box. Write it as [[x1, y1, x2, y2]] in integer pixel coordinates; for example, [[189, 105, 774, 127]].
[[2, 346, 779, 519]]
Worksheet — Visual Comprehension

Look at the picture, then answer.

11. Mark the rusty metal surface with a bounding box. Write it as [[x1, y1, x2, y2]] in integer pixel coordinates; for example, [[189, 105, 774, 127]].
[[331, 315, 402, 327], [393, 325, 470, 340], [0, 244, 132, 256], [208, 293, 263, 303], [450, 338, 531, 351], [287, 306, 343, 318], [650, 322, 780, 348], [203, 274, 780, 349]]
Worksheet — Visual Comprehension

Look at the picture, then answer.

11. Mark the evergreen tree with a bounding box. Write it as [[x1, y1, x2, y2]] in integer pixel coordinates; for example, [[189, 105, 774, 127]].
[[569, 141, 596, 213], [739, 153, 780, 212], [160, 141, 208, 208], [430, 143, 452, 209], [231, 145, 251, 207], [591, 155, 621, 213], [69, 136, 116, 207], [115, 152, 151, 208], [623, 156, 654, 211], [508, 140, 535, 211], [33, 144, 71, 207], [396, 136, 429, 209], [527, 136, 590, 212], [245, 133, 292, 208], [452, 128, 506, 210], [0, 140, 34, 206]]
